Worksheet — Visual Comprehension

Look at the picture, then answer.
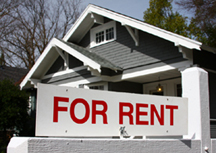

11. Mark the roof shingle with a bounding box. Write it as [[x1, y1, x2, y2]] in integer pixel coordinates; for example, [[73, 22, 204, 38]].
[[0, 65, 28, 84]]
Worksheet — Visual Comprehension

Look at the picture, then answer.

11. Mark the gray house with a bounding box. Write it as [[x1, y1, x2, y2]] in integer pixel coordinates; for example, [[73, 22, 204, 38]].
[[20, 4, 216, 137]]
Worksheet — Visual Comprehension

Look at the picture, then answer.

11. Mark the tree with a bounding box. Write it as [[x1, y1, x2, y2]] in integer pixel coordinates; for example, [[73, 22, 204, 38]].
[[0, 79, 29, 152], [176, 0, 216, 47], [0, 0, 82, 69], [143, 0, 189, 37], [0, 0, 22, 66]]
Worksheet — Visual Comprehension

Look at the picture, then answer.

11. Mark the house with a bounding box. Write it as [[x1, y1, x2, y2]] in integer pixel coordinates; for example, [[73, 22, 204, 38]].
[[0, 65, 28, 84], [20, 4, 216, 137]]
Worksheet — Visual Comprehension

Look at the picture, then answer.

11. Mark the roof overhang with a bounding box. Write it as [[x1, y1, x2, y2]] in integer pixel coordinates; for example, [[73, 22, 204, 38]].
[[63, 4, 214, 53], [20, 38, 120, 89]]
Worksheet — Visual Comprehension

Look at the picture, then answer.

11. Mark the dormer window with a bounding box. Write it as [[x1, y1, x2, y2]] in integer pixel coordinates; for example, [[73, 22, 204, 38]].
[[90, 21, 116, 48], [96, 31, 104, 44], [106, 27, 114, 40]]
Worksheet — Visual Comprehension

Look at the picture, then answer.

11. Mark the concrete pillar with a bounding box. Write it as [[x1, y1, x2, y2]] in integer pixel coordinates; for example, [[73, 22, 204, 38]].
[[7, 137, 28, 153], [181, 67, 211, 153]]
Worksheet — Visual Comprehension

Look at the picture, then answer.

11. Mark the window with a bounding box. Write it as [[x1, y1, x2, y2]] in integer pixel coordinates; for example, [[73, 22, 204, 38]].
[[96, 31, 104, 44], [106, 27, 114, 40], [90, 21, 116, 48], [89, 85, 104, 90]]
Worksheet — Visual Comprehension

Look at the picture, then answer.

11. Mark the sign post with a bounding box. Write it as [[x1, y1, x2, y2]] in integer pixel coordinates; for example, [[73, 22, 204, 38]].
[[36, 83, 188, 137]]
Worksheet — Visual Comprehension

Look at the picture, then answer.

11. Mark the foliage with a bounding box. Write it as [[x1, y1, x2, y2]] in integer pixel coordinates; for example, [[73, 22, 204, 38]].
[[0, 79, 29, 130], [0, 0, 82, 69], [176, 0, 216, 47], [143, 0, 189, 37], [0, 79, 29, 152]]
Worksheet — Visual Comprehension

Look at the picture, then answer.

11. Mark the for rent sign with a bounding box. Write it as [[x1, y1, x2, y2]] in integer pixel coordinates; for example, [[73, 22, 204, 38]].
[[36, 83, 188, 137]]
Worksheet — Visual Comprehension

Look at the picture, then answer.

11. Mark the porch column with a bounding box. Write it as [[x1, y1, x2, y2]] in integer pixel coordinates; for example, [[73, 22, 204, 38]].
[[181, 67, 211, 152]]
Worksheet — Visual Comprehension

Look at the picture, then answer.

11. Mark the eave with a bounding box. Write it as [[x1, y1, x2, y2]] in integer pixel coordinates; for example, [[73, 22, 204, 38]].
[[63, 4, 215, 53], [20, 38, 122, 89]]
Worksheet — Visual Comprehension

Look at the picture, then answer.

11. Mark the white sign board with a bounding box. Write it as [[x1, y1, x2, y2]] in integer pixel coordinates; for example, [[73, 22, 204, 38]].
[[36, 83, 188, 137]]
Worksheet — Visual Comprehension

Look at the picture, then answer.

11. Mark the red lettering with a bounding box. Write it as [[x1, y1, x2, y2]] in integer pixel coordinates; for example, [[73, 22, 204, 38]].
[[150, 104, 164, 125], [166, 105, 178, 126], [92, 100, 108, 124], [70, 98, 90, 124], [136, 103, 149, 125], [53, 96, 69, 122], [119, 102, 134, 124]]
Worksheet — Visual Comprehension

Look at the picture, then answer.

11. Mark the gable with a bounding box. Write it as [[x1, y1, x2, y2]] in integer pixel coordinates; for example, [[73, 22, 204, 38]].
[[20, 4, 216, 90], [63, 4, 214, 53], [45, 55, 83, 75], [20, 38, 121, 89], [45, 56, 65, 75], [77, 21, 185, 71]]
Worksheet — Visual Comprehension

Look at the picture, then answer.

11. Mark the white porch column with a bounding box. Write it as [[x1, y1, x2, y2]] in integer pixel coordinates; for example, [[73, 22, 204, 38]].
[[181, 67, 211, 152]]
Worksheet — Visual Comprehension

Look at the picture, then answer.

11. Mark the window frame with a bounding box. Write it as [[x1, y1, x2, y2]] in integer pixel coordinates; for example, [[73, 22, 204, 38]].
[[90, 21, 116, 48]]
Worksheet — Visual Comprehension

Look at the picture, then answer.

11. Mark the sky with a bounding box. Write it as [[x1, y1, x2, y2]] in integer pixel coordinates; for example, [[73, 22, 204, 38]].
[[81, 0, 190, 21], [81, 0, 150, 21]]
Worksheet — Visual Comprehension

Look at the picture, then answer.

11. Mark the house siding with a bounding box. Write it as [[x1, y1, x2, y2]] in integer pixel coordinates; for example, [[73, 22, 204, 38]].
[[69, 55, 83, 69], [45, 55, 84, 76], [78, 21, 184, 70], [108, 81, 143, 94], [42, 69, 92, 84], [193, 49, 216, 71], [79, 31, 90, 48], [46, 56, 65, 75]]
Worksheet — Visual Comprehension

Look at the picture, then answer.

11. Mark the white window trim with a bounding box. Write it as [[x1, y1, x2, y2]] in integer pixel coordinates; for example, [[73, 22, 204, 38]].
[[90, 21, 116, 48]]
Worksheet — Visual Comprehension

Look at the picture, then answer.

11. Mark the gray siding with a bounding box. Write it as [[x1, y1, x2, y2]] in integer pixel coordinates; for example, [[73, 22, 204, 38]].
[[78, 21, 184, 70], [42, 69, 92, 84], [108, 81, 143, 94], [79, 18, 112, 49], [45, 55, 84, 76], [69, 55, 83, 69], [46, 56, 65, 75], [79, 31, 90, 48], [193, 50, 216, 71]]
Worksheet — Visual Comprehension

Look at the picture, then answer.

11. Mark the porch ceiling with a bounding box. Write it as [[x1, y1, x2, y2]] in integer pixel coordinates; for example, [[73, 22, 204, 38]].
[[125, 69, 181, 84]]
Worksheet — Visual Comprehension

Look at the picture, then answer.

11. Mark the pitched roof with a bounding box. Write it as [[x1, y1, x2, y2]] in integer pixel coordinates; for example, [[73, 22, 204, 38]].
[[20, 38, 121, 89], [0, 65, 28, 84], [63, 4, 216, 53], [57, 39, 122, 71], [20, 4, 216, 89]]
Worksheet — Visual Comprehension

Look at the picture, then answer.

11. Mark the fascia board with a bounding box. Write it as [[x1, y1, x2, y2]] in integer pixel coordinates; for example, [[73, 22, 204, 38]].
[[63, 5, 92, 41], [53, 38, 101, 72], [20, 37, 102, 89], [89, 6, 202, 50], [20, 38, 56, 89], [101, 60, 192, 82], [63, 4, 202, 51]]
